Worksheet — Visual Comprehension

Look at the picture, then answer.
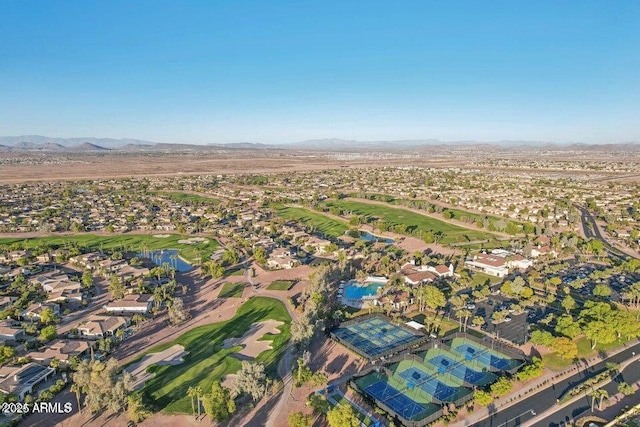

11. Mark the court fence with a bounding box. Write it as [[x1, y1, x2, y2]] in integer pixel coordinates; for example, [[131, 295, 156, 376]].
[[349, 370, 444, 427], [330, 313, 429, 361]]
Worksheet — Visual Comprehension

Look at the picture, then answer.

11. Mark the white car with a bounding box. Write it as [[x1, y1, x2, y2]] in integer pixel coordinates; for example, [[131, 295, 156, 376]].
[[504, 316, 512, 322]]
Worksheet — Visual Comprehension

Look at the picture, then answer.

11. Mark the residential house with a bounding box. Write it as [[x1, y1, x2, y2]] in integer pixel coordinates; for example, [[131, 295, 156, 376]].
[[21, 303, 60, 322], [105, 294, 153, 314], [306, 237, 332, 253], [267, 256, 300, 270], [0, 363, 56, 400], [29, 339, 90, 363], [0, 296, 17, 311], [32, 272, 81, 294], [0, 321, 24, 343], [77, 315, 128, 339]]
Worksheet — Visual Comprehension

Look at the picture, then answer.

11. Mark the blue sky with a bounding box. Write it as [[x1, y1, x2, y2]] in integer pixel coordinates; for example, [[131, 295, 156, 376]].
[[1, 1, 639, 144]]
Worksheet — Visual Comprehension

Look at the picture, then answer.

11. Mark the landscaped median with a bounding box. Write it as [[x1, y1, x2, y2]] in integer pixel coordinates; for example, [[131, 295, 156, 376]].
[[124, 297, 291, 414]]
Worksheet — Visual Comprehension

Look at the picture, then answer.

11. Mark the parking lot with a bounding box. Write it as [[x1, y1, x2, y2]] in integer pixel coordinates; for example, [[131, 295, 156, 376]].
[[545, 263, 640, 303], [449, 293, 538, 346]]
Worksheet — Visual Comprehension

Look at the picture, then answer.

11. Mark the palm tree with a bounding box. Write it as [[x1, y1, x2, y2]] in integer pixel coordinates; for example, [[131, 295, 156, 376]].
[[598, 389, 609, 410], [455, 309, 472, 332], [187, 386, 197, 418], [71, 383, 82, 413], [194, 386, 203, 418]]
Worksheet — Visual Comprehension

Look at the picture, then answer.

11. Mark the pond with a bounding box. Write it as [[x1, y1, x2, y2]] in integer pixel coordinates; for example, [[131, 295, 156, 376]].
[[351, 230, 394, 244], [138, 249, 193, 272]]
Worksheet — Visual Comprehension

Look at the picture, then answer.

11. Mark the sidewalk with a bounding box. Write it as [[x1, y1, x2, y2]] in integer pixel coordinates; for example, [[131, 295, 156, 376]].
[[450, 340, 640, 427]]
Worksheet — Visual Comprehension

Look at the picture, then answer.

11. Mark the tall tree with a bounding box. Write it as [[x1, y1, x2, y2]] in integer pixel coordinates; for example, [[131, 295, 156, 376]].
[[203, 382, 235, 422], [233, 361, 267, 401], [326, 403, 360, 427]]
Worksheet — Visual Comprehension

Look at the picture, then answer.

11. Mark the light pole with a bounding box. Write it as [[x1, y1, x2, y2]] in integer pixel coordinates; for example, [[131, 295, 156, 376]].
[[496, 409, 536, 427]]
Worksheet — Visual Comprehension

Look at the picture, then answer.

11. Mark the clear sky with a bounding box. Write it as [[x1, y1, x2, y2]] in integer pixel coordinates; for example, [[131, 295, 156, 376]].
[[1, 1, 639, 144]]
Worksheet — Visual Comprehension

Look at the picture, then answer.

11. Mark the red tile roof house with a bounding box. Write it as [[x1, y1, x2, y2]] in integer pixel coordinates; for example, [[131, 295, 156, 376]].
[[105, 294, 153, 314]]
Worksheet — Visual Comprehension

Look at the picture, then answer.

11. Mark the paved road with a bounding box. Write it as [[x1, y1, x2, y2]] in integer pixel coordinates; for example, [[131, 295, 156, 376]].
[[473, 341, 640, 427], [575, 205, 633, 260], [532, 348, 640, 426]]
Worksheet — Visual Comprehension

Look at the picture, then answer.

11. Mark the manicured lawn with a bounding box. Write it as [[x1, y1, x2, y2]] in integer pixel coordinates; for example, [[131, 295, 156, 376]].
[[469, 271, 502, 287], [542, 335, 633, 371], [0, 233, 219, 264], [267, 280, 295, 291], [219, 282, 246, 298], [323, 200, 496, 244], [226, 268, 244, 276], [140, 297, 291, 413], [273, 205, 348, 238], [409, 311, 459, 336], [160, 191, 220, 205]]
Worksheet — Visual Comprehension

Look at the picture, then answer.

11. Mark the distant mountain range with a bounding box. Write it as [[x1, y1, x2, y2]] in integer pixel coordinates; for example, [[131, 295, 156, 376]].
[[1, 135, 639, 152]]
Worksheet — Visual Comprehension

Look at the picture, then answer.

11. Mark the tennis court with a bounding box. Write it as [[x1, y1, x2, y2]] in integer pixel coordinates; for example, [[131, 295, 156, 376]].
[[332, 316, 424, 359], [454, 342, 520, 371], [427, 354, 496, 386], [364, 380, 428, 420], [398, 366, 459, 401]]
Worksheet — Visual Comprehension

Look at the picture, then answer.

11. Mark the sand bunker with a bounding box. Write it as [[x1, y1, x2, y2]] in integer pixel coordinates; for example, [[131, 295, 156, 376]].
[[125, 344, 188, 390], [178, 237, 209, 245], [153, 234, 171, 238], [222, 320, 284, 359]]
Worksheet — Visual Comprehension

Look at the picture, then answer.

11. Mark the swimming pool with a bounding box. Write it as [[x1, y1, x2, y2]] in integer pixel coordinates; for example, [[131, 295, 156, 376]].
[[343, 281, 384, 299]]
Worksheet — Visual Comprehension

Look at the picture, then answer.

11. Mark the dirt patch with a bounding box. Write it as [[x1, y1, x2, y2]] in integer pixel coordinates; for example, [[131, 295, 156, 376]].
[[222, 320, 284, 359], [125, 344, 188, 390], [152, 234, 171, 238]]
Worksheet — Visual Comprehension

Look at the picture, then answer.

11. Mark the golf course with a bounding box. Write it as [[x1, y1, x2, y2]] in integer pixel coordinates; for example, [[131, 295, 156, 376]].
[[324, 199, 496, 244], [0, 233, 219, 264], [274, 205, 348, 238], [136, 297, 291, 413]]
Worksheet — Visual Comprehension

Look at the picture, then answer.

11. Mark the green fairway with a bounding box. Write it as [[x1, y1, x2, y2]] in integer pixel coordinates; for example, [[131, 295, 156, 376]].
[[160, 191, 220, 205], [267, 280, 295, 291], [0, 233, 218, 264], [324, 200, 496, 244], [356, 193, 505, 224], [273, 205, 348, 238], [218, 282, 246, 298], [139, 297, 291, 413]]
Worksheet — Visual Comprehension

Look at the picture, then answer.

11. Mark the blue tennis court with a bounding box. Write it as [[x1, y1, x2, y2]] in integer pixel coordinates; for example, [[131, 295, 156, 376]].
[[332, 316, 424, 359], [398, 367, 458, 401], [454, 343, 511, 370], [427, 355, 493, 385], [365, 381, 426, 420]]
